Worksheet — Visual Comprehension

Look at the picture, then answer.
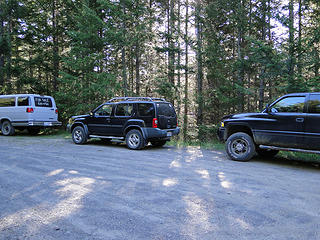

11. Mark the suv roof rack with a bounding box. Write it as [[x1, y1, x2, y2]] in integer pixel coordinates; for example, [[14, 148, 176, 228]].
[[107, 97, 166, 103]]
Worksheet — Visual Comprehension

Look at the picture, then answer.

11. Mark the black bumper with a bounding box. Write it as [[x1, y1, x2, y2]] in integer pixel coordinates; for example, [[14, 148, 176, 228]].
[[217, 127, 226, 142], [144, 127, 180, 140]]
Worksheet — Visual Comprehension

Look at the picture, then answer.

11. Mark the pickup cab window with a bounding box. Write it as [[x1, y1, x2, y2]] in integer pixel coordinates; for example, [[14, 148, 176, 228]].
[[271, 96, 305, 113], [308, 95, 320, 113]]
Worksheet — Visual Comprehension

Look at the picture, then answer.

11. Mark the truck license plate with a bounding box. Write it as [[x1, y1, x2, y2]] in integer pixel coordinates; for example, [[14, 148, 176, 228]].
[[167, 132, 172, 137]]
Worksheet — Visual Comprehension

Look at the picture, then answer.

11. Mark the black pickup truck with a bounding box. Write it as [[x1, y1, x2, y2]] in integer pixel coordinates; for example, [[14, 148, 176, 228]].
[[218, 92, 320, 161]]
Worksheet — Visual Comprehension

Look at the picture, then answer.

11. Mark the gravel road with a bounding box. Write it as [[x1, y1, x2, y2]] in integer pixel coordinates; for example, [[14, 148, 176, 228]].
[[0, 135, 320, 240]]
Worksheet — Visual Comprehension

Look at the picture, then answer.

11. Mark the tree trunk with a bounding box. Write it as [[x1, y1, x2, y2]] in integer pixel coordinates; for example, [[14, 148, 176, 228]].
[[237, 0, 245, 112], [177, 0, 181, 119], [52, 0, 59, 92], [0, 6, 4, 87], [195, 0, 203, 127], [168, 0, 175, 101], [258, 0, 267, 111], [288, 0, 295, 92], [183, 0, 188, 141], [297, 0, 302, 79], [135, 42, 140, 96], [121, 0, 127, 96]]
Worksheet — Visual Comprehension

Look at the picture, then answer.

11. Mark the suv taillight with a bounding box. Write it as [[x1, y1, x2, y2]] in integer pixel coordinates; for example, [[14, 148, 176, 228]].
[[55, 109, 58, 114], [152, 118, 158, 128], [26, 107, 34, 113]]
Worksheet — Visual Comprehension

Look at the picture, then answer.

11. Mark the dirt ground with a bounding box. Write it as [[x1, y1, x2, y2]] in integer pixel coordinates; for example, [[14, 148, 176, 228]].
[[0, 135, 320, 240]]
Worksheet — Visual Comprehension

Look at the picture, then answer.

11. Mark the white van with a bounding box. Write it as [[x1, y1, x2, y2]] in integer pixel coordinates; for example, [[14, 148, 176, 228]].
[[0, 94, 62, 136]]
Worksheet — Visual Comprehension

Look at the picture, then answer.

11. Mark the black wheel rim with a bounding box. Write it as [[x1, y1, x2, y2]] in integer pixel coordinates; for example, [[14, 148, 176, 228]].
[[2, 123, 10, 135], [230, 138, 249, 157]]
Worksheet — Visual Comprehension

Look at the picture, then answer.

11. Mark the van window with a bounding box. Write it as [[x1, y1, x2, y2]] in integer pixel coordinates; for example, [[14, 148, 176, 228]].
[[115, 103, 133, 117], [157, 103, 176, 117], [138, 103, 155, 117], [0, 97, 15, 107], [18, 97, 30, 106], [34, 97, 53, 107]]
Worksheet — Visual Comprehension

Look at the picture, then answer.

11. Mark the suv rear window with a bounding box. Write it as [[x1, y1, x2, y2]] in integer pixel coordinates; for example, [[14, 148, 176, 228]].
[[34, 97, 53, 107], [0, 97, 15, 107], [115, 103, 133, 117], [156, 103, 176, 117], [138, 103, 155, 117]]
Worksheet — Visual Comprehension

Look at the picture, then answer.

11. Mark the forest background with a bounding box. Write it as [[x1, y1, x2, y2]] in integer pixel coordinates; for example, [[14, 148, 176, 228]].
[[0, 0, 319, 141]]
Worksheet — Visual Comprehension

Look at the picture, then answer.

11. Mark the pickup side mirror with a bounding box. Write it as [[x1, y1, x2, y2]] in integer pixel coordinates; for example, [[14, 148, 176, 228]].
[[89, 111, 94, 117], [264, 104, 270, 113]]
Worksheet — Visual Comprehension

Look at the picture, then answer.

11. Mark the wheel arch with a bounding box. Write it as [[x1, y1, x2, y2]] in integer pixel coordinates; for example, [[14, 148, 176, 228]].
[[124, 125, 146, 140], [0, 118, 11, 128], [71, 122, 89, 137], [226, 123, 255, 141]]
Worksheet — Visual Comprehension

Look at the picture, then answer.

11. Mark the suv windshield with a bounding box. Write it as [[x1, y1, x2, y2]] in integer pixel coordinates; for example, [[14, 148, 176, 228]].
[[157, 103, 176, 117]]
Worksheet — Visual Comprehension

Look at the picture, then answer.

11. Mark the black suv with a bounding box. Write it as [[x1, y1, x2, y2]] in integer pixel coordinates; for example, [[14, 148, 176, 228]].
[[67, 97, 180, 150], [218, 93, 320, 161]]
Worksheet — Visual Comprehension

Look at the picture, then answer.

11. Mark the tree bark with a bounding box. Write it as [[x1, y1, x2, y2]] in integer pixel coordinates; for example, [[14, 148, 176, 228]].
[[183, 0, 188, 140], [0, 5, 4, 87], [195, 0, 203, 127], [259, 0, 267, 111], [135, 43, 140, 95], [288, 0, 295, 92], [52, 0, 59, 92]]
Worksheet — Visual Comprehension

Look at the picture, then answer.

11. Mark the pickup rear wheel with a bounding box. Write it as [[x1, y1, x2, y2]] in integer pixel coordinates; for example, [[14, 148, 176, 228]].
[[226, 132, 255, 161], [72, 126, 87, 144], [126, 129, 145, 150], [1, 121, 15, 136]]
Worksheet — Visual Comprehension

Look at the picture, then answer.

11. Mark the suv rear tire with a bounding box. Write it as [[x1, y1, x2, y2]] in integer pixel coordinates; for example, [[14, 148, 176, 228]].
[[126, 129, 145, 150], [226, 132, 255, 161], [1, 121, 15, 136], [72, 126, 87, 144]]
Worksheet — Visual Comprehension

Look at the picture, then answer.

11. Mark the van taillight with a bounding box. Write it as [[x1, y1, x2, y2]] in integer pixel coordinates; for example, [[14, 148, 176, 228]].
[[55, 109, 58, 114], [152, 118, 158, 128], [26, 108, 34, 113]]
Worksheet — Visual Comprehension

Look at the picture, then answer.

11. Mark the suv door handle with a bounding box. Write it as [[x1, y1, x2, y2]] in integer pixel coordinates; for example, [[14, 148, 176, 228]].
[[296, 118, 304, 123]]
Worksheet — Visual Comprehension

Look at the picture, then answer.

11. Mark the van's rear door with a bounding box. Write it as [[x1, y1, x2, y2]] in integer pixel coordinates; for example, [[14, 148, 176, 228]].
[[32, 96, 57, 122], [156, 102, 177, 129]]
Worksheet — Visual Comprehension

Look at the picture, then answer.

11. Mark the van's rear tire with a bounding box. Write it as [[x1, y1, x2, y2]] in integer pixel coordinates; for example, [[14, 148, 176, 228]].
[[1, 121, 15, 136]]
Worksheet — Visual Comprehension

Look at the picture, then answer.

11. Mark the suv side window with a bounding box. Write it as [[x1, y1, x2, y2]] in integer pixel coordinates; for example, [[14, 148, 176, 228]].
[[95, 104, 113, 116], [308, 95, 320, 113], [271, 97, 305, 113], [138, 103, 154, 117], [115, 103, 133, 117], [18, 97, 30, 106]]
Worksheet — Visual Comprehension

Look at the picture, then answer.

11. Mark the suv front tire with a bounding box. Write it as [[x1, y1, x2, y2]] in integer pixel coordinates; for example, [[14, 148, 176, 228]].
[[72, 126, 87, 144], [226, 132, 256, 161]]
